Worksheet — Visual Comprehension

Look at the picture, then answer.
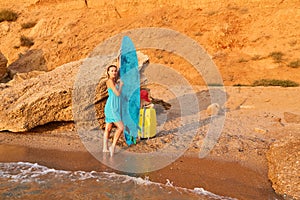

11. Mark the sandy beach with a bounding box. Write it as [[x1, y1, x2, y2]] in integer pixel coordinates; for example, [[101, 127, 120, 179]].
[[1, 86, 299, 199]]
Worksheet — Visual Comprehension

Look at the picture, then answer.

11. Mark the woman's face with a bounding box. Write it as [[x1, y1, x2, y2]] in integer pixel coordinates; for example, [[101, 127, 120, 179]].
[[107, 66, 117, 79]]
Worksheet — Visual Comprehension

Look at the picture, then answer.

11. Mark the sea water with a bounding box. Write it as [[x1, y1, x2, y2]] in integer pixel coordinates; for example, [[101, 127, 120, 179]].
[[0, 162, 236, 200]]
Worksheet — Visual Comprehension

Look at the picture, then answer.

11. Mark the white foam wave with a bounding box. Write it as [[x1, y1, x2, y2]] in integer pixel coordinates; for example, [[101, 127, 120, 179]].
[[105, 171, 236, 200], [1, 162, 235, 200], [193, 188, 237, 200]]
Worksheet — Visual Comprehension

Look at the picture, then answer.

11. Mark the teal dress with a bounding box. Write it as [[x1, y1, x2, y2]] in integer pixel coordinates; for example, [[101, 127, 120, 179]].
[[104, 87, 121, 123]]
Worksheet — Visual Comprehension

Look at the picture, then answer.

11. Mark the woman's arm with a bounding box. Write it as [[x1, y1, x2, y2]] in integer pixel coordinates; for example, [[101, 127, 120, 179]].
[[107, 79, 123, 96]]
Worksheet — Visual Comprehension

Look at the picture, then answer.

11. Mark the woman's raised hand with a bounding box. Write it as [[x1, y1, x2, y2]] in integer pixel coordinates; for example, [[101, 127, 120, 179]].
[[119, 80, 124, 87]]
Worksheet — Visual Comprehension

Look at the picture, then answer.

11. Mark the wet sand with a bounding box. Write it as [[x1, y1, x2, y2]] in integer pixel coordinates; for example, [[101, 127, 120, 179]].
[[2, 86, 299, 199], [0, 144, 282, 200]]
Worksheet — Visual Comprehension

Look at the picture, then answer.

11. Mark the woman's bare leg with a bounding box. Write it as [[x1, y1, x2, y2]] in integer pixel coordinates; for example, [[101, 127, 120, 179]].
[[103, 123, 112, 152], [109, 121, 124, 157]]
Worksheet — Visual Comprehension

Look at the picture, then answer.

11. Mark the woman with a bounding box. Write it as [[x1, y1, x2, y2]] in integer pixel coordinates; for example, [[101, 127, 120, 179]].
[[103, 64, 124, 157]]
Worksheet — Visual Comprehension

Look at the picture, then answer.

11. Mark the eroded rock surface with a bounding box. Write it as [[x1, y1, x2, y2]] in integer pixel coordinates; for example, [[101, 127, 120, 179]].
[[267, 135, 300, 199], [0, 52, 8, 80]]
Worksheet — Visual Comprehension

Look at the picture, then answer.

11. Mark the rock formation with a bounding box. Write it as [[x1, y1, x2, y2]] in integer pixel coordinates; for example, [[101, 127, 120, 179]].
[[8, 49, 47, 78], [0, 51, 150, 132], [6, 71, 46, 86], [0, 60, 80, 132], [267, 135, 300, 199], [0, 51, 8, 80], [206, 103, 220, 116], [284, 112, 300, 124]]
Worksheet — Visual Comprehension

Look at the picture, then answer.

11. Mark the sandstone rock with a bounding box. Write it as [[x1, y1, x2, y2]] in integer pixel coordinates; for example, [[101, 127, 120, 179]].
[[0, 21, 10, 33], [284, 112, 300, 124], [137, 51, 149, 86], [137, 51, 149, 69], [267, 135, 300, 199], [8, 49, 47, 78], [239, 105, 255, 109], [0, 83, 9, 90], [206, 103, 220, 116], [0, 60, 81, 132], [254, 127, 268, 134], [0, 52, 8, 80], [7, 71, 46, 86], [0, 51, 151, 132], [29, 18, 50, 38]]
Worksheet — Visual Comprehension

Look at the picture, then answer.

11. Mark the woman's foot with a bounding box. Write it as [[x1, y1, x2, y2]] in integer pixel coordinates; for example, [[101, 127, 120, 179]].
[[103, 138, 109, 153], [103, 148, 109, 153], [109, 146, 114, 157]]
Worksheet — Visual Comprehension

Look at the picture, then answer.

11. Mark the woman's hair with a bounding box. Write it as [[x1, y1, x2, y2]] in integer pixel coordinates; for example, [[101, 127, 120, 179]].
[[106, 65, 117, 78]]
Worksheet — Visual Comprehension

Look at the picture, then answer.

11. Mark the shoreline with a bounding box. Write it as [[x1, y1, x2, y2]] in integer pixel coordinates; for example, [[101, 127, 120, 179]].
[[1, 86, 300, 199], [0, 143, 282, 200]]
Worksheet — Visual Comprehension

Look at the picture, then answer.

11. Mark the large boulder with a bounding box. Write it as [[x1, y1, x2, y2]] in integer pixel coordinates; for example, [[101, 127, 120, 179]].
[[0, 51, 150, 132], [0, 60, 81, 132], [0, 51, 8, 80], [137, 51, 149, 85], [267, 135, 300, 199], [7, 49, 47, 78]]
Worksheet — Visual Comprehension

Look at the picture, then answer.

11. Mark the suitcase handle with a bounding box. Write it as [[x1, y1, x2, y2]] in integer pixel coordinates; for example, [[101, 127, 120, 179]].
[[141, 106, 146, 138]]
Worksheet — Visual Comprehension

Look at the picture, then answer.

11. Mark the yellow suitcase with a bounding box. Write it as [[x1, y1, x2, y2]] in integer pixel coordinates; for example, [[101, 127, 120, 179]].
[[138, 107, 157, 138]]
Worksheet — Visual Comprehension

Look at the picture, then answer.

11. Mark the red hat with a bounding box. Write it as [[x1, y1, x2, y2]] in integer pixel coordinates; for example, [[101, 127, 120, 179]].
[[140, 90, 151, 102]]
